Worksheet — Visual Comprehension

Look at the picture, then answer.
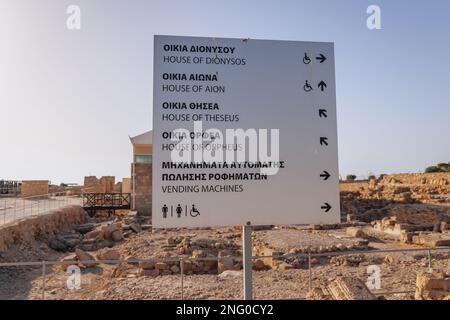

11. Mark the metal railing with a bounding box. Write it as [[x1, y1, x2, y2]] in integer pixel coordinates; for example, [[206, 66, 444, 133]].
[[0, 192, 82, 226], [0, 246, 449, 300]]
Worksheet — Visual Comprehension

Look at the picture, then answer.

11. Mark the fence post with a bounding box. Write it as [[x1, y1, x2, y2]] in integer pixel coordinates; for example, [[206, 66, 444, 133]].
[[3, 200, 6, 224], [242, 225, 253, 300], [308, 252, 312, 291], [428, 249, 432, 269], [41, 261, 46, 300], [180, 259, 184, 300]]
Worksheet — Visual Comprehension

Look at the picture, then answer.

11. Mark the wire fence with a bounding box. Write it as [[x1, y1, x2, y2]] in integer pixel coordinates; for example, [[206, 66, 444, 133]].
[[0, 246, 449, 300], [0, 192, 82, 226]]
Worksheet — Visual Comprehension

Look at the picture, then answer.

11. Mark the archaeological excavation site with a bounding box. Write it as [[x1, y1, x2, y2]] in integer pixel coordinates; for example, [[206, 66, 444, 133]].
[[1, 172, 449, 300], [3, 5, 450, 313]]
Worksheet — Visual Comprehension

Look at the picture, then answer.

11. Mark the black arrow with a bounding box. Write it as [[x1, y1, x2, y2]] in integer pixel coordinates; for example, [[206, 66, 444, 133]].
[[320, 137, 328, 146], [320, 171, 331, 180], [319, 109, 328, 118], [318, 81, 327, 91], [321, 203, 332, 213], [316, 54, 326, 63]]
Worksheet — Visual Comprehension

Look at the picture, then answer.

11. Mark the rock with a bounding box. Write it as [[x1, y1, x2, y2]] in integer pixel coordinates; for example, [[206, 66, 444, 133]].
[[79, 239, 113, 251], [327, 277, 377, 300], [277, 262, 294, 270], [111, 263, 135, 278], [204, 259, 217, 273], [139, 269, 159, 277], [84, 229, 105, 240], [181, 260, 193, 273], [58, 253, 78, 271], [111, 230, 124, 242], [167, 236, 183, 245], [346, 227, 366, 238], [48, 238, 67, 252], [75, 223, 95, 234], [123, 231, 133, 238], [192, 249, 206, 258], [104, 223, 121, 240], [138, 259, 156, 270], [130, 223, 142, 233], [253, 259, 267, 271], [330, 255, 364, 267], [170, 265, 180, 273], [415, 270, 450, 300], [307, 288, 330, 300], [61, 236, 81, 248], [97, 249, 121, 262], [217, 250, 241, 273], [155, 262, 169, 270], [383, 255, 395, 264], [125, 256, 139, 266], [75, 249, 97, 268], [218, 270, 242, 279]]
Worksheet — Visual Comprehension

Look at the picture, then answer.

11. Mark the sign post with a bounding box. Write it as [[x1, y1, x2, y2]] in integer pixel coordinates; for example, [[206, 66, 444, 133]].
[[242, 224, 253, 300], [152, 35, 340, 299]]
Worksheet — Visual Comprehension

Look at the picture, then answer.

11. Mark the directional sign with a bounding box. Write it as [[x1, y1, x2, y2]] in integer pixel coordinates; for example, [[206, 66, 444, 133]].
[[316, 54, 327, 63], [153, 35, 340, 228]]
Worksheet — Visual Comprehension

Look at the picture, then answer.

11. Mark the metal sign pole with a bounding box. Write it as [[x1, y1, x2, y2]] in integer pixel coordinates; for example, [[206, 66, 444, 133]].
[[242, 224, 253, 300]]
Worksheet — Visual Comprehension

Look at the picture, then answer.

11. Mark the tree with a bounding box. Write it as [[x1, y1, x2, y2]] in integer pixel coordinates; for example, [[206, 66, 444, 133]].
[[346, 174, 357, 181], [425, 166, 441, 173], [437, 163, 450, 172]]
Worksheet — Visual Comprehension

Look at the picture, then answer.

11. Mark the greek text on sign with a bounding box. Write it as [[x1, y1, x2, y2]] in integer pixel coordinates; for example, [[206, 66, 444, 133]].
[[153, 35, 340, 228]]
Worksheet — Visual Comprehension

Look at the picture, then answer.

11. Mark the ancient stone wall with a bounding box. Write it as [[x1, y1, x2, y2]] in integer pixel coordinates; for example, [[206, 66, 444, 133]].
[[0, 206, 86, 252], [84, 176, 116, 193], [84, 176, 103, 193], [100, 176, 115, 193], [381, 173, 450, 186], [339, 181, 369, 192], [21, 180, 49, 198], [114, 182, 122, 193], [132, 163, 152, 217], [122, 178, 131, 194]]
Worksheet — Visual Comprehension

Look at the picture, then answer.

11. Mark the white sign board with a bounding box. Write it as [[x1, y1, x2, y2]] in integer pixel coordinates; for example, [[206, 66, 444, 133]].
[[152, 35, 340, 228]]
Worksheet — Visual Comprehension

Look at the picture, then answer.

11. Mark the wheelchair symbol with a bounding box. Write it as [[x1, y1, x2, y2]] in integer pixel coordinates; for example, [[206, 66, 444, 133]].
[[190, 204, 200, 217], [303, 52, 311, 64], [304, 80, 313, 92]]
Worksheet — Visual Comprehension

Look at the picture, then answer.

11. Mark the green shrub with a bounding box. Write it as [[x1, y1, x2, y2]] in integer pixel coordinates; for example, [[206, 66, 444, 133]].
[[346, 174, 357, 181], [425, 166, 441, 173], [437, 163, 450, 172]]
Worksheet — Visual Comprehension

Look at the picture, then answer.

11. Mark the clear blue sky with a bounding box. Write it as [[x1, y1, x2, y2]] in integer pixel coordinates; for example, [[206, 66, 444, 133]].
[[1, 0, 449, 184]]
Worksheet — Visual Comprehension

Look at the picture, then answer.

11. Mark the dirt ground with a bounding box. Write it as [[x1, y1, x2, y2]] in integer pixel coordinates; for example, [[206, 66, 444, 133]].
[[1, 173, 449, 300], [0, 226, 449, 300]]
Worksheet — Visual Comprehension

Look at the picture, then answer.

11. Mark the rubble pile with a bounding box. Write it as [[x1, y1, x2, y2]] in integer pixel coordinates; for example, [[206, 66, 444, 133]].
[[307, 277, 377, 300], [415, 270, 450, 300]]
